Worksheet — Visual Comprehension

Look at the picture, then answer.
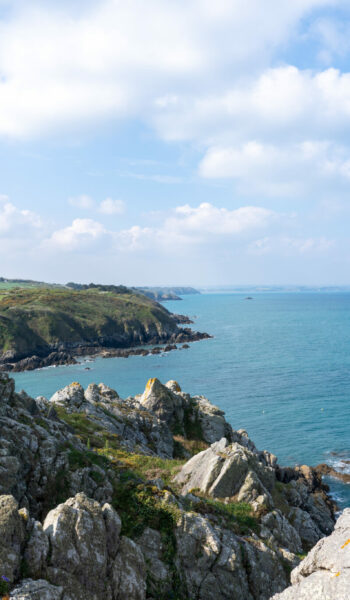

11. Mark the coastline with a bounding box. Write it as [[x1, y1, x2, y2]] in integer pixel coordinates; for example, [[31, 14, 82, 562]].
[[0, 324, 211, 372]]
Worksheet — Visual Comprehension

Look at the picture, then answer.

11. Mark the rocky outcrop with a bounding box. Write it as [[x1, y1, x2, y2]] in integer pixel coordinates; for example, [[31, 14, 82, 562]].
[[1, 492, 146, 600], [271, 508, 350, 599], [174, 437, 276, 510], [139, 377, 233, 445], [0, 373, 339, 600]]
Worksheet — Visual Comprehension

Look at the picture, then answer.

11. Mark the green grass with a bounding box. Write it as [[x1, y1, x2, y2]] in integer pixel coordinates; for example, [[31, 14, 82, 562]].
[[0, 286, 178, 358], [195, 496, 259, 534]]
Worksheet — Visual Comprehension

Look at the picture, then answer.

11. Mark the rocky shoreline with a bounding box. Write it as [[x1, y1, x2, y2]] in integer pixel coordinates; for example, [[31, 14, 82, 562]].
[[0, 316, 210, 372], [0, 373, 343, 600]]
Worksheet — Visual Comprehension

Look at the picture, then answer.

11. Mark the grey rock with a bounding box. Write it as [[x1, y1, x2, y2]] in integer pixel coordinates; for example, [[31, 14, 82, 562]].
[[174, 438, 275, 504], [10, 579, 63, 600], [260, 510, 302, 554], [0, 495, 25, 583], [271, 508, 350, 600]]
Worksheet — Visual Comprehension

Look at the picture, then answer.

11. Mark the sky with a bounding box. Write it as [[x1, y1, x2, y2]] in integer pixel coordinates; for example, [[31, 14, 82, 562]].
[[1, 0, 350, 286]]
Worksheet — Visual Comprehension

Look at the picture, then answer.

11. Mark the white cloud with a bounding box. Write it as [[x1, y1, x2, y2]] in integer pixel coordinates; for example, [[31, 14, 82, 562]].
[[165, 203, 275, 236], [0, 0, 336, 138], [46, 218, 106, 250], [0, 197, 42, 234], [198, 139, 350, 196], [98, 198, 125, 215], [68, 194, 94, 210]]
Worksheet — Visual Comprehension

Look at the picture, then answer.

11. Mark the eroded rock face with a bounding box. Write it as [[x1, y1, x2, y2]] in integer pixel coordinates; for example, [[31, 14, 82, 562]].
[[10, 579, 63, 600], [0, 374, 339, 600], [174, 437, 275, 509], [0, 495, 25, 584], [3, 492, 146, 600], [271, 508, 350, 600], [50, 380, 175, 459]]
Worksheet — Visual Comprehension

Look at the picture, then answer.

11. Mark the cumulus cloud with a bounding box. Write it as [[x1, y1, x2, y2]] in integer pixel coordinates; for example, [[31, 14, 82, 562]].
[[46, 218, 107, 251], [0, 196, 42, 234], [198, 139, 350, 196], [0, 0, 338, 138], [164, 203, 275, 237]]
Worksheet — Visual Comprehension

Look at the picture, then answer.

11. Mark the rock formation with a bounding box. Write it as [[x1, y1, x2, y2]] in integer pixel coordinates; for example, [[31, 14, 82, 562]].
[[0, 373, 339, 599], [271, 508, 350, 599]]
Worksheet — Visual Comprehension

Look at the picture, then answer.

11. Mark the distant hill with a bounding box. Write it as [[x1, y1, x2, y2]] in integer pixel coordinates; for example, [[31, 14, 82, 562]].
[[134, 286, 200, 301], [0, 287, 179, 364], [0, 285, 209, 370]]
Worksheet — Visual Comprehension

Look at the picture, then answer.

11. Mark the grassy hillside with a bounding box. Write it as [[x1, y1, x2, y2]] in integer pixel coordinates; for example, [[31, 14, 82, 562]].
[[0, 287, 179, 361]]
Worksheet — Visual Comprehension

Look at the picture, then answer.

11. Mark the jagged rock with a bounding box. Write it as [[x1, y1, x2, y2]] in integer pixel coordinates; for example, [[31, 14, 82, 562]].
[[23, 519, 49, 579], [10, 579, 63, 599], [0, 374, 339, 600], [174, 438, 275, 507], [140, 377, 184, 426], [174, 511, 287, 600], [288, 506, 323, 548], [194, 396, 233, 444], [111, 536, 146, 600], [140, 378, 233, 445], [42, 493, 146, 600], [0, 495, 25, 583], [43, 493, 110, 598], [260, 510, 302, 554], [51, 381, 174, 458], [271, 509, 350, 599], [136, 527, 170, 591], [50, 382, 85, 411]]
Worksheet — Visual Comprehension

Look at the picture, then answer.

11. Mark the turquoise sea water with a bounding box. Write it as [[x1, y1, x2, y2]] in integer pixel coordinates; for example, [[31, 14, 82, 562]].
[[13, 292, 350, 507]]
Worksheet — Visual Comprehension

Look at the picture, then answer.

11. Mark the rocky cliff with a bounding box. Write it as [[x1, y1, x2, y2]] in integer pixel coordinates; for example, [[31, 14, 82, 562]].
[[0, 374, 338, 599], [0, 287, 210, 371]]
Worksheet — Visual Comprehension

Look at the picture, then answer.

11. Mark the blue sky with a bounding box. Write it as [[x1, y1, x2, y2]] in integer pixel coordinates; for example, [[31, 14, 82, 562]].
[[1, 0, 350, 285]]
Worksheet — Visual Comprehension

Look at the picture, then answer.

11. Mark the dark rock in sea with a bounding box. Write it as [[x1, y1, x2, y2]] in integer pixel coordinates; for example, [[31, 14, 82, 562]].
[[164, 344, 177, 352], [182, 343, 190, 349], [314, 462, 350, 483], [172, 313, 194, 324], [150, 347, 163, 354]]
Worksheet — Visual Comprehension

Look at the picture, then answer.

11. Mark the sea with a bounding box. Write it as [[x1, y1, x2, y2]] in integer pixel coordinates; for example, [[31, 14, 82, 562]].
[[13, 291, 350, 509]]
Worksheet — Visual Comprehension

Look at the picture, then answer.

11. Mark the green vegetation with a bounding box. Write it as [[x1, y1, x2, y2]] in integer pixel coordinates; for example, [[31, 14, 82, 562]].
[[195, 495, 258, 534], [0, 286, 178, 359], [0, 577, 9, 595]]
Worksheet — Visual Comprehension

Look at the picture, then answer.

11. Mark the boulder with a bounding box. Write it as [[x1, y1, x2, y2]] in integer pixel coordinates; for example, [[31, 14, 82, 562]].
[[174, 438, 275, 506], [50, 383, 85, 411], [42, 492, 146, 600]]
